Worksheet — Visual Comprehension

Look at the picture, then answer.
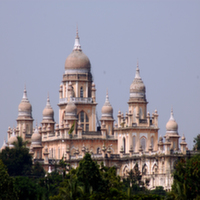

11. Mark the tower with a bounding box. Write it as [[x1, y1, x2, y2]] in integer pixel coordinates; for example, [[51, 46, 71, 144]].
[[16, 86, 33, 141], [58, 28, 97, 132], [116, 63, 159, 153]]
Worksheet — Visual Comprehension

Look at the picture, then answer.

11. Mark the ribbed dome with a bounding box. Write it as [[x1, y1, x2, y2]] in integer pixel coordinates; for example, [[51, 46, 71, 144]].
[[31, 127, 41, 146], [8, 130, 17, 145], [166, 109, 178, 134], [42, 95, 54, 121], [65, 100, 77, 117], [101, 91, 113, 118], [130, 64, 146, 100], [18, 87, 32, 118], [65, 29, 91, 73]]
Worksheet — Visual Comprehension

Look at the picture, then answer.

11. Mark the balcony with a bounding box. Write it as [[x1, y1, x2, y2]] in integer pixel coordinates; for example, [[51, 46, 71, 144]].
[[59, 97, 93, 104]]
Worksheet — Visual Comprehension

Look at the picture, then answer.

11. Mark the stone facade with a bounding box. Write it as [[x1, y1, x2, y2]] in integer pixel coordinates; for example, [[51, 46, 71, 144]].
[[2, 29, 190, 190]]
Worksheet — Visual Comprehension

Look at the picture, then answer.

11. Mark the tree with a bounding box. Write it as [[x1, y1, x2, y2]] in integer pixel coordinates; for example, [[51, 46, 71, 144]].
[[0, 159, 16, 200], [0, 137, 32, 176], [76, 153, 105, 193], [193, 134, 200, 150], [32, 161, 46, 178], [172, 154, 200, 199], [14, 176, 44, 200]]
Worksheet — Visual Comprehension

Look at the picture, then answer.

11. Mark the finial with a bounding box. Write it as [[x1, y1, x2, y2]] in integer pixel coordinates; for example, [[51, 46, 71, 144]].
[[22, 84, 28, 100], [46, 93, 51, 107], [137, 59, 139, 68], [73, 26, 82, 51], [135, 61, 141, 79], [35, 120, 38, 129], [170, 107, 174, 120], [76, 24, 79, 39]]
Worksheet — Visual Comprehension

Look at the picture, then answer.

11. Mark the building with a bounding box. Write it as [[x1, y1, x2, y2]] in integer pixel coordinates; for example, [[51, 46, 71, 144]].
[[2, 29, 189, 190]]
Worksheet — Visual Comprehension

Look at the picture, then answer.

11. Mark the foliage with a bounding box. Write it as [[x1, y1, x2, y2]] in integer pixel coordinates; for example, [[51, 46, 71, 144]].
[[76, 153, 106, 193], [193, 134, 200, 150], [150, 186, 166, 197], [0, 137, 32, 176], [0, 159, 16, 200], [39, 171, 63, 199], [32, 161, 46, 178], [123, 163, 150, 195], [14, 176, 44, 200], [172, 154, 200, 200]]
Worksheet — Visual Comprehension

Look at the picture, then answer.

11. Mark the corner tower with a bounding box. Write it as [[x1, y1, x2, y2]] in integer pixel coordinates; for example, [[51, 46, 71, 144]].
[[58, 28, 97, 132]]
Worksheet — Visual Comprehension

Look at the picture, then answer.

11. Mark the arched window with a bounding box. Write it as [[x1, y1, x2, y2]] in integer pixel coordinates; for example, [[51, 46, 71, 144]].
[[123, 137, 126, 153], [133, 136, 136, 152], [133, 107, 136, 122], [58, 147, 60, 159], [151, 137, 154, 150], [139, 107, 142, 118], [80, 87, 83, 98], [78, 111, 89, 132], [97, 147, 100, 154], [140, 137, 146, 151]]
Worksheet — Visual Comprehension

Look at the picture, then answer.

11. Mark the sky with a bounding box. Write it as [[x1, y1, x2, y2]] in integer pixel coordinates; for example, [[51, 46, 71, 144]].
[[0, 1, 200, 149]]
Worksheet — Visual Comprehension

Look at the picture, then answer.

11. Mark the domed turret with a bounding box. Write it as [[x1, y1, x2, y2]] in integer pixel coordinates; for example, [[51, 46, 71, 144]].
[[130, 62, 146, 101], [42, 94, 54, 123], [65, 99, 77, 118], [31, 126, 42, 147], [166, 109, 178, 135], [65, 28, 91, 74], [101, 91, 113, 119], [8, 129, 17, 146], [1, 139, 7, 151], [18, 86, 32, 118]]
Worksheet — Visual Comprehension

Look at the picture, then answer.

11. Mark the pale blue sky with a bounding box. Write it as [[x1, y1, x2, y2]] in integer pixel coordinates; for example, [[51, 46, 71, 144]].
[[0, 1, 200, 149]]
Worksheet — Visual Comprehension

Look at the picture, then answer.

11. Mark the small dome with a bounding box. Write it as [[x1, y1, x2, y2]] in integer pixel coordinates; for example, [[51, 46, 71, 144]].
[[65, 51, 91, 72], [65, 29, 91, 73], [130, 63, 146, 100], [65, 100, 77, 117], [166, 109, 178, 134], [42, 95, 54, 122], [8, 130, 17, 145], [31, 127, 41, 146], [18, 87, 32, 118], [1, 139, 7, 151], [101, 91, 113, 119]]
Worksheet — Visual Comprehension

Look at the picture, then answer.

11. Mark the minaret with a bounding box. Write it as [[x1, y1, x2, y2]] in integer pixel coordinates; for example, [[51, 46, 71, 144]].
[[165, 109, 180, 150], [41, 94, 55, 138], [16, 86, 33, 140], [128, 62, 147, 126], [100, 90, 114, 136]]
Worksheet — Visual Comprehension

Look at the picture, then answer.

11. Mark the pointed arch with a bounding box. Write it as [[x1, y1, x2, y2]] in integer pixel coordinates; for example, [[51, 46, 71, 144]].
[[133, 136, 136, 152], [80, 87, 83, 98], [151, 136, 154, 150], [140, 136, 146, 151], [78, 110, 89, 131], [123, 137, 126, 153]]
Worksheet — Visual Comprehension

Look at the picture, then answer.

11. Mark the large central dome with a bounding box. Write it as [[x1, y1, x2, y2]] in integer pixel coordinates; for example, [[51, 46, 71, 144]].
[[65, 29, 91, 73]]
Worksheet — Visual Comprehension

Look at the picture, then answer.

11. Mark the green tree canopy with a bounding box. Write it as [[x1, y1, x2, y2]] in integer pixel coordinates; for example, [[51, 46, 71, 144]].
[[172, 154, 200, 200], [193, 134, 200, 150], [0, 137, 32, 176], [0, 159, 16, 200]]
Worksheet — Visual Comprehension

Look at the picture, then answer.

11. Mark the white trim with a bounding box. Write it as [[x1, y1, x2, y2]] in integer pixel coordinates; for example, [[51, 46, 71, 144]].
[[140, 133, 147, 138], [132, 132, 136, 137]]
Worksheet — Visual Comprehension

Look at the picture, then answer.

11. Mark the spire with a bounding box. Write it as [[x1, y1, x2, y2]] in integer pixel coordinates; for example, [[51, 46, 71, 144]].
[[170, 107, 175, 120], [73, 26, 82, 51], [46, 93, 51, 108], [22, 85, 29, 101], [104, 90, 111, 106], [135, 61, 141, 79]]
